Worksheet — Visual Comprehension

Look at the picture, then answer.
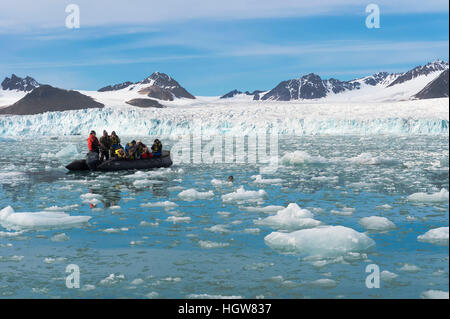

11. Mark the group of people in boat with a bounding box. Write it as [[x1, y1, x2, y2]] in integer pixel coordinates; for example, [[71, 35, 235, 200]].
[[87, 130, 163, 161]]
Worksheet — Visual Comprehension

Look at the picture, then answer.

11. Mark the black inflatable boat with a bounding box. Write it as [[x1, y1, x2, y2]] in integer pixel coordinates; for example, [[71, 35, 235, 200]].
[[66, 150, 173, 171]]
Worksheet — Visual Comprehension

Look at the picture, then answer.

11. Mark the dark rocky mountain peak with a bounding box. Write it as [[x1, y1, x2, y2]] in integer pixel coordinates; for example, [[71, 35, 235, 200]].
[[1, 74, 40, 91]]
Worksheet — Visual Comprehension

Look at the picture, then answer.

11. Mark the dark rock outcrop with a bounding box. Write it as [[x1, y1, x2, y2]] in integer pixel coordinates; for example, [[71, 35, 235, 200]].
[[414, 70, 449, 99], [125, 98, 164, 108], [98, 81, 135, 92], [0, 85, 104, 115], [1, 74, 40, 91]]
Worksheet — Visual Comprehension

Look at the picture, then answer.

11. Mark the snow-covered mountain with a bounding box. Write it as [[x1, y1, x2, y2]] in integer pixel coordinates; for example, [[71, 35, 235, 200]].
[[1, 74, 40, 92], [245, 60, 449, 102], [98, 72, 195, 100]]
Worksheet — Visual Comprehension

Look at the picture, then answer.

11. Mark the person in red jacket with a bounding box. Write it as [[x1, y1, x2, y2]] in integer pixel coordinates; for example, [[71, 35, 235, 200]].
[[87, 130, 100, 153], [140, 147, 153, 159]]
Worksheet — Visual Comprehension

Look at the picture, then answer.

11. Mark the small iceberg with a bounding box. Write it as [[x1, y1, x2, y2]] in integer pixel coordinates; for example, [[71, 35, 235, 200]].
[[264, 225, 375, 258], [254, 203, 321, 231], [417, 227, 449, 246], [358, 216, 396, 232], [178, 189, 214, 201], [0, 206, 91, 230], [281, 151, 327, 165], [407, 188, 449, 203], [222, 186, 267, 203]]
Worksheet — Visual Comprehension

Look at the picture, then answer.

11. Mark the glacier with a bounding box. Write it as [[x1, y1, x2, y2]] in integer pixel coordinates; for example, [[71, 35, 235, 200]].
[[0, 98, 448, 137]]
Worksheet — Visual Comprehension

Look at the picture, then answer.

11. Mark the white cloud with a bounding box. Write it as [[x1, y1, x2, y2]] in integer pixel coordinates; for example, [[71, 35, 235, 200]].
[[0, 0, 448, 32]]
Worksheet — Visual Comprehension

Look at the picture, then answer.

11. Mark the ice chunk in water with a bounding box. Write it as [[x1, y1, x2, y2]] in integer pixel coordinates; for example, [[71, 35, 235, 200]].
[[407, 188, 449, 203], [42, 144, 79, 158], [417, 227, 449, 246], [141, 201, 178, 208], [250, 175, 283, 184], [281, 151, 327, 165], [420, 290, 449, 299], [0, 206, 91, 230], [264, 225, 375, 257], [178, 189, 214, 201], [254, 203, 320, 230], [221, 187, 267, 203], [358, 216, 396, 232]]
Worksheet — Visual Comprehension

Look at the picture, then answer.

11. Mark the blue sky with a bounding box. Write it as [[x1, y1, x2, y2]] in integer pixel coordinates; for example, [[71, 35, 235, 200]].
[[0, 1, 448, 95]]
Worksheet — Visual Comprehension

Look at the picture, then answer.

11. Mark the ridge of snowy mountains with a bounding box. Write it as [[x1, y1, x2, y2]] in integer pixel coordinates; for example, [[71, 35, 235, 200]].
[[221, 60, 449, 101], [0, 60, 448, 115]]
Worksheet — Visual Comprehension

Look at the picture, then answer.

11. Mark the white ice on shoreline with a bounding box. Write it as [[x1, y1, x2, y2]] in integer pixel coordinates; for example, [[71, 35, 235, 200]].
[[0, 206, 91, 230]]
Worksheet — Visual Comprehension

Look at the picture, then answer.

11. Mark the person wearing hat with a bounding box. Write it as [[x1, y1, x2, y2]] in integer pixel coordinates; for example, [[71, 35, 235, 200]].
[[87, 130, 100, 154], [99, 130, 111, 161], [109, 131, 121, 158], [135, 140, 147, 159], [151, 139, 162, 157], [125, 140, 138, 159]]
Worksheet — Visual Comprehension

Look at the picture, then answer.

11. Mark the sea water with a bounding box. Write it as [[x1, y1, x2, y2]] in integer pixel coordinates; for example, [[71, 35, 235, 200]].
[[0, 135, 448, 298]]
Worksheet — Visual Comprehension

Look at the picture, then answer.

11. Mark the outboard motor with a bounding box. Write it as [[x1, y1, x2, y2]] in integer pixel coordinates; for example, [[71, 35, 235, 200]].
[[86, 151, 100, 171]]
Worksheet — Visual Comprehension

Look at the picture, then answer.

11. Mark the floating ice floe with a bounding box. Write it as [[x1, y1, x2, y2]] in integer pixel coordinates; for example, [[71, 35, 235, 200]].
[[44, 204, 79, 211], [420, 290, 449, 299], [222, 186, 267, 203], [250, 175, 283, 185], [42, 144, 79, 159], [0, 255, 24, 262], [254, 203, 321, 231], [417, 227, 449, 246], [0, 230, 24, 237], [103, 227, 129, 233], [407, 188, 449, 203], [380, 270, 399, 283], [141, 201, 178, 208], [140, 221, 159, 227], [178, 189, 214, 201], [240, 205, 284, 213], [264, 225, 375, 258], [376, 204, 393, 210], [99, 273, 125, 286], [51, 233, 69, 242], [281, 151, 327, 165], [133, 179, 164, 187], [308, 278, 338, 289], [331, 207, 355, 216], [0, 206, 91, 230], [347, 152, 400, 165], [358, 216, 396, 232], [198, 240, 230, 249], [166, 216, 191, 223], [211, 178, 233, 187], [204, 224, 230, 234], [399, 263, 421, 273]]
